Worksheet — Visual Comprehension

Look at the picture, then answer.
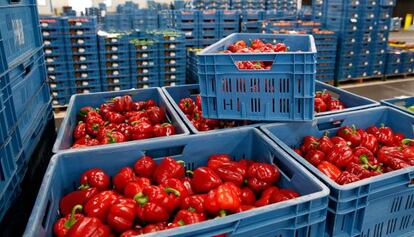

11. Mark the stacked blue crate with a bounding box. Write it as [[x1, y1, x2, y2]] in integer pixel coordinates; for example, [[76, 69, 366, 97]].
[[131, 9, 159, 30], [129, 32, 159, 88], [230, 0, 265, 10], [199, 10, 219, 48], [240, 10, 265, 33], [186, 48, 202, 83], [266, 0, 297, 11], [40, 17, 71, 106], [218, 10, 240, 38], [98, 32, 132, 92], [62, 17, 101, 95], [385, 47, 414, 76], [0, 0, 52, 221], [193, 0, 231, 10], [316, 0, 395, 81], [158, 10, 175, 29], [173, 10, 200, 48], [116, 1, 139, 14], [153, 30, 187, 86]]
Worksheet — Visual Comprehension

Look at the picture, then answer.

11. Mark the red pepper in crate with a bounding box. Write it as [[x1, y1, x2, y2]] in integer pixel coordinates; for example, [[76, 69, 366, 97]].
[[142, 222, 166, 234], [111, 96, 126, 113], [153, 157, 185, 184], [78, 106, 95, 121], [179, 98, 196, 114], [181, 176, 194, 196], [315, 90, 332, 103], [211, 162, 246, 187], [205, 182, 241, 216], [107, 198, 137, 233], [153, 123, 176, 137], [161, 178, 189, 203], [336, 171, 360, 185], [120, 229, 143, 237], [327, 100, 345, 111], [240, 187, 256, 205], [337, 126, 361, 147], [317, 161, 342, 181], [326, 144, 353, 168], [269, 189, 299, 204], [173, 210, 207, 226], [66, 216, 112, 237], [317, 134, 334, 154], [54, 205, 84, 237], [207, 154, 232, 170], [401, 140, 414, 165], [113, 167, 136, 193], [377, 146, 411, 170], [86, 114, 105, 137], [377, 125, 395, 146], [123, 178, 151, 199], [104, 111, 126, 124], [314, 97, 327, 113], [360, 133, 379, 153], [146, 106, 166, 125], [73, 122, 86, 140], [180, 195, 207, 213], [305, 150, 325, 166], [393, 133, 406, 145], [130, 120, 154, 140], [85, 191, 119, 223], [346, 163, 381, 180], [122, 95, 133, 112], [255, 186, 279, 207], [301, 136, 319, 153], [133, 155, 157, 179], [190, 167, 222, 194], [246, 163, 280, 193], [72, 135, 100, 148], [80, 168, 110, 191], [60, 187, 99, 216]]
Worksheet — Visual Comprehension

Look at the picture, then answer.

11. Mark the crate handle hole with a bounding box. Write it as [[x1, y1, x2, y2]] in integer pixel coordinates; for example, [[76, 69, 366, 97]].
[[41, 199, 52, 228], [409, 179, 414, 187], [234, 61, 273, 70], [317, 120, 344, 131]]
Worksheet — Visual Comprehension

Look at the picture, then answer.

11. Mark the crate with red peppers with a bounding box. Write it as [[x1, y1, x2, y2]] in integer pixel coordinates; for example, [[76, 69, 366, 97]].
[[53, 154, 299, 236]]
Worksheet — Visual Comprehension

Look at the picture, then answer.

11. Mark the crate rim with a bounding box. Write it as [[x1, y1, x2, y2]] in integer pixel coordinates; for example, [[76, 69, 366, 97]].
[[26, 128, 330, 237], [52, 87, 191, 153], [381, 96, 414, 115], [199, 33, 317, 55], [260, 106, 414, 191]]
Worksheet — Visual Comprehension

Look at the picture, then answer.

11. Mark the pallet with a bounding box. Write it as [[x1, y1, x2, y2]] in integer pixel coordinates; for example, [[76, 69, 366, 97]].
[[52, 105, 68, 114], [384, 73, 414, 80], [336, 75, 385, 86]]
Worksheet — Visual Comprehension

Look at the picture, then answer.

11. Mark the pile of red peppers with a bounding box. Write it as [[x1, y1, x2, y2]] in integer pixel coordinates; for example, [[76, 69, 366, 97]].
[[71, 95, 177, 148], [178, 95, 252, 131], [314, 89, 346, 113], [295, 124, 414, 185], [55, 155, 300, 236]]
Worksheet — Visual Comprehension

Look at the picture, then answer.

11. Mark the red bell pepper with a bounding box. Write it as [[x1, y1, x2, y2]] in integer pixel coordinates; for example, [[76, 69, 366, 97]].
[[179, 98, 196, 114], [294, 148, 303, 156], [327, 100, 345, 111], [207, 154, 232, 170], [84, 191, 119, 223], [315, 89, 332, 102], [153, 123, 176, 137], [377, 146, 411, 170], [301, 136, 319, 153], [337, 126, 361, 147], [270, 189, 299, 204], [120, 229, 143, 237], [123, 177, 151, 199], [336, 171, 360, 185], [73, 122, 86, 140], [360, 133, 379, 153], [107, 198, 137, 233], [402, 145, 414, 165], [246, 163, 280, 192], [142, 222, 167, 234], [146, 106, 166, 125], [130, 120, 154, 140], [78, 106, 94, 121], [181, 177, 194, 196], [255, 186, 279, 207], [330, 136, 349, 147], [314, 97, 327, 112], [66, 216, 112, 237], [189, 167, 223, 194], [80, 168, 110, 191], [317, 134, 334, 154], [161, 178, 189, 201], [210, 162, 246, 187], [240, 187, 256, 205], [133, 155, 157, 179], [377, 125, 395, 146], [317, 161, 342, 181], [305, 150, 325, 166], [153, 157, 185, 184], [85, 114, 105, 137], [60, 187, 99, 216], [326, 143, 354, 168], [205, 182, 241, 216], [180, 194, 207, 213], [113, 167, 136, 193], [346, 163, 381, 180], [173, 209, 207, 226], [54, 205, 84, 237], [104, 111, 126, 124], [393, 133, 406, 145], [236, 205, 255, 212]]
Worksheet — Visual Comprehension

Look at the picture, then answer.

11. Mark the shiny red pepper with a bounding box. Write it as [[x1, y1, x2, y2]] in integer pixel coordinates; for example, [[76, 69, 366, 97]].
[[189, 167, 222, 193], [377, 146, 411, 170], [80, 168, 110, 191], [85, 191, 119, 223], [178, 98, 196, 114], [377, 125, 395, 146], [207, 154, 232, 170], [270, 189, 299, 204], [120, 229, 143, 237], [317, 161, 342, 181], [402, 145, 414, 165], [331, 136, 349, 147], [211, 162, 246, 187], [66, 216, 112, 237], [327, 143, 354, 168], [360, 133, 379, 153], [153, 157, 185, 184], [142, 222, 166, 233], [240, 187, 256, 205], [133, 155, 157, 179], [236, 205, 255, 213], [107, 198, 137, 233], [123, 177, 151, 199], [85, 114, 105, 137], [146, 106, 166, 125], [301, 136, 319, 153], [130, 120, 154, 140], [393, 133, 406, 146], [104, 111, 126, 124], [173, 210, 207, 226], [113, 167, 136, 193], [161, 178, 190, 201], [54, 205, 84, 237], [180, 194, 207, 213], [153, 123, 176, 137], [317, 134, 334, 154], [60, 187, 99, 216], [205, 182, 241, 216], [336, 171, 360, 185], [305, 150, 325, 166], [78, 106, 95, 121], [255, 187, 279, 207], [246, 163, 280, 193], [73, 122, 86, 140], [181, 177, 194, 196], [346, 163, 381, 180], [337, 126, 361, 147]]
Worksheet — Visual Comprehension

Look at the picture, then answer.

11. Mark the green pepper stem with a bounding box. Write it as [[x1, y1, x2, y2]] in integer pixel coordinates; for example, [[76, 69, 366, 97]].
[[219, 210, 227, 217], [188, 207, 196, 213], [359, 155, 369, 165], [134, 193, 148, 206], [402, 139, 414, 145], [78, 183, 90, 190], [177, 220, 186, 226], [186, 170, 194, 175], [165, 187, 180, 197], [64, 205, 83, 229], [176, 160, 185, 165]]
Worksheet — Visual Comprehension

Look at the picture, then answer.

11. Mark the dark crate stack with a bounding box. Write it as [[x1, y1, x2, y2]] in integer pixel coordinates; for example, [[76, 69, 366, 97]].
[[313, 0, 395, 81], [385, 47, 414, 75], [98, 32, 132, 91], [192, 0, 231, 10]]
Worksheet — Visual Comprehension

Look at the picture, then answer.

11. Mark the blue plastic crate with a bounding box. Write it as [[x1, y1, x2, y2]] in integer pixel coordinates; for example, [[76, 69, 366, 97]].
[[0, 131, 20, 195], [101, 83, 133, 92], [261, 106, 414, 237], [198, 33, 317, 121], [315, 80, 379, 116], [0, 170, 20, 222], [70, 85, 102, 95], [68, 69, 100, 79], [62, 16, 97, 29], [51, 96, 70, 107], [67, 53, 99, 62], [100, 51, 130, 62], [46, 71, 69, 82], [39, 17, 64, 29], [49, 86, 71, 98], [26, 127, 329, 237], [53, 88, 190, 152], [0, 0, 42, 75], [70, 60, 100, 71], [131, 72, 159, 83], [133, 81, 158, 89], [100, 68, 130, 78], [381, 96, 414, 116], [162, 84, 263, 134], [66, 45, 99, 55], [379, 0, 396, 6]]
